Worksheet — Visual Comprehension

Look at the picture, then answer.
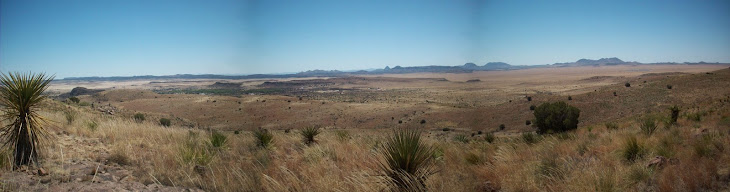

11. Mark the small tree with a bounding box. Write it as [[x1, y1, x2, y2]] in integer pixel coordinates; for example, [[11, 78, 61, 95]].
[[533, 101, 580, 134], [160, 118, 171, 127], [625, 82, 631, 87]]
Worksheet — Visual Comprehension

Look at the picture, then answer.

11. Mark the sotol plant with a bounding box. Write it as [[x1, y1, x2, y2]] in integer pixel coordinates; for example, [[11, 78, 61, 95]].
[[301, 126, 321, 145], [0, 72, 54, 166], [379, 128, 437, 191], [253, 128, 273, 148]]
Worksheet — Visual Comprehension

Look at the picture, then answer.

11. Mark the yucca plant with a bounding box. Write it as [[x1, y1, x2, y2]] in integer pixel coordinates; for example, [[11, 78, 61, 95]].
[[253, 128, 273, 148], [379, 128, 437, 191], [301, 126, 321, 145], [0, 72, 54, 167]]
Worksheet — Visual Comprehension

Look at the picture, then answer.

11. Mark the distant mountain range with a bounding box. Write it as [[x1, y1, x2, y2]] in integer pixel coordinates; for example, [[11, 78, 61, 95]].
[[61, 58, 727, 81]]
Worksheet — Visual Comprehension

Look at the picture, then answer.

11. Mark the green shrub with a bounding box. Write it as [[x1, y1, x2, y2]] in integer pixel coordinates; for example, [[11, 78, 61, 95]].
[[669, 106, 680, 124], [453, 135, 469, 143], [499, 124, 505, 130], [666, 85, 672, 89], [79, 101, 90, 106], [133, 113, 145, 122], [253, 128, 273, 148], [639, 117, 658, 136], [301, 126, 321, 145], [64, 110, 76, 125], [442, 127, 450, 132], [533, 101, 580, 134], [526, 120, 532, 125], [622, 136, 644, 162], [180, 131, 214, 166], [605, 122, 618, 130], [160, 118, 171, 127], [625, 82, 631, 87], [210, 130, 227, 148], [522, 132, 539, 144], [530, 105, 536, 111], [69, 97, 80, 104], [484, 132, 495, 143], [378, 128, 436, 191]]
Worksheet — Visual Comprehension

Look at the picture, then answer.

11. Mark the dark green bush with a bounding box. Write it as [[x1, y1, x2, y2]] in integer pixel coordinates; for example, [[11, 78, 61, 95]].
[[625, 82, 631, 87], [499, 124, 505, 130], [669, 106, 680, 124], [530, 105, 536, 111], [160, 118, 171, 127], [666, 85, 672, 89], [69, 97, 80, 104], [133, 113, 145, 122], [484, 132, 495, 143], [605, 122, 618, 130], [533, 101, 580, 134], [522, 132, 539, 144]]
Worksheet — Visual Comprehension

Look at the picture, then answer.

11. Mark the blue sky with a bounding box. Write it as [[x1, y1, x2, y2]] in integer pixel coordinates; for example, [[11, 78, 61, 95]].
[[1, 0, 729, 78]]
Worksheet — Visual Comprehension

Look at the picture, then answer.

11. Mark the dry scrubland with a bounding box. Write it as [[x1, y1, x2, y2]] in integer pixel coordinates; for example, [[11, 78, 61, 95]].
[[1, 65, 729, 191]]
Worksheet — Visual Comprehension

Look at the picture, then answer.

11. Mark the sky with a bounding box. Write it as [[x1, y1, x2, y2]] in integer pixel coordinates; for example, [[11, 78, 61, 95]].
[[1, 0, 729, 78]]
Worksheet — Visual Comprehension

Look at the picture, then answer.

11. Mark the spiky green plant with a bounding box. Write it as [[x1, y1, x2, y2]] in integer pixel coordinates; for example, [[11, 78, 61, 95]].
[[301, 126, 321, 145], [0, 72, 54, 166], [379, 128, 437, 191], [209, 130, 227, 148], [253, 128, 273, 148]]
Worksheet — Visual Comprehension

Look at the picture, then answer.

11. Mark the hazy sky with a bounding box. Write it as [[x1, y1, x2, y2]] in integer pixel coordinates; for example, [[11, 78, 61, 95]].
[[1, 0, 729, 78]]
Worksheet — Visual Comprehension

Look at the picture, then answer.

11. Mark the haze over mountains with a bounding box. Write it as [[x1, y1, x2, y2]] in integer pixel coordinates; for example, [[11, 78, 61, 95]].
[[62, 58, 727, 81]]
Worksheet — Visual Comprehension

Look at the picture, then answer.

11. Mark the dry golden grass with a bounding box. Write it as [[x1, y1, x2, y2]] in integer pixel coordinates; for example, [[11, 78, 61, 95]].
[[16, 95, 728, 191]]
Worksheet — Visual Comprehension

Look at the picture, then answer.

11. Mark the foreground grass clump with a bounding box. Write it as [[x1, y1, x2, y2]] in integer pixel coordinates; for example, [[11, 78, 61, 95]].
[[64, 110, 76, 125], [210, 130, 227, 148], [253, 128, 273, 148], [379, 128, 437, 191], [622, 136, 644, 162], [301, 126, 321, 145], [0, 72, 54, 166], [639, 117, 658, 136], [533, 101, 580, 134]]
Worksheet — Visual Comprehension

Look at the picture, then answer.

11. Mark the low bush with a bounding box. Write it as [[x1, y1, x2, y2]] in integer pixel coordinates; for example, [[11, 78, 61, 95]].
[[134, 113, 145, 122], [622, 136, 644, 162], [453, 135, 469, 143], [160, 118, 171, 127], [605, 122, 618, 130], [522, 132, 539, 144], [533, 101, 580, 134], [484, 132, 495, 143]]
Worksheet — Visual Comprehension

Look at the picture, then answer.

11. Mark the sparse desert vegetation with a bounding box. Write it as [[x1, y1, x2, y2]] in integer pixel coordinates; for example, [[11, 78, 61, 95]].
[[1, 66, 729, 191]]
